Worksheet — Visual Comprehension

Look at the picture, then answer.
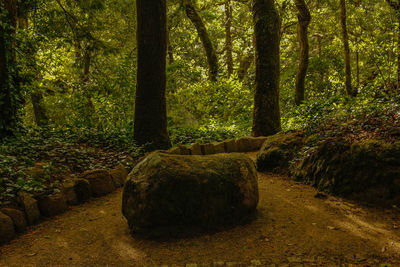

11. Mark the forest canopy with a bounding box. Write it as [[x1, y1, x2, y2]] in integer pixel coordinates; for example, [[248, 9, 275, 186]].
[[0, 0, 399, 137]]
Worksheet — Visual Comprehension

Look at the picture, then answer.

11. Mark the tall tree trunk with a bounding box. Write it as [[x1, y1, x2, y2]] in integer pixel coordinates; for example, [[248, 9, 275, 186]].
[[167, 28, 175, 64], [356, 50, 360, 89], [134, 0, 171, 150], [0, 0, 20, 140], [340, 0, 355, 97], [386, 0, 400, 89], [225, 0, 233, 77], [183, 0, 219, 81], [294, 0, 311, 106], [252, 0, 281, 137], [237, 51, 253, 82], [397, 12, 400, 89], [19, 13, 49, 127], [31, 92, 49, 126]]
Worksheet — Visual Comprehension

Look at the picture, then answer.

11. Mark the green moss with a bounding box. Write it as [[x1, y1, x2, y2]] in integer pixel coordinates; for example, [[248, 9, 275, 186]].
[[256, 130, 400, 206], [257, 131, 304, 172]]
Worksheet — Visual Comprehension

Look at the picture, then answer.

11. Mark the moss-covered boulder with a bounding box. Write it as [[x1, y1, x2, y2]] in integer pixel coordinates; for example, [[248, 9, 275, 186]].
[[292, 139, 400, 205], [257, 131, 304, 172], [122, 152, 259, 237]]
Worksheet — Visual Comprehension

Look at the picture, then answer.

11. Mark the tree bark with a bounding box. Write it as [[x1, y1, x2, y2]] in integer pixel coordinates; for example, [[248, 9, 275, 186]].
[[252, 0, 281, 137], [183, 0, 219, 81], [225, 0, 234, 77], [340, 0, 356, 97], [31, 92, 49, 126], [0, 0, 19, 140], [134, 0, 171, 150], [385, 0, 400, 89], [294, 0, 311, 106], [237, 52, 253, 82]]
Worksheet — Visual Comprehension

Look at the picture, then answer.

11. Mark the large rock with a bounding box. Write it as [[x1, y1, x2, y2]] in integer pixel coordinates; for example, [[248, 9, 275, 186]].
[[122, 152, 259, 237], [81, 170, 115, 197], [63, 178, 91, 205], [257, 131, 305, 172], [110, 164, 129, 188], [0, 212, 15, 245], [1, 208, 27, 232], [38, 193, 68, 217], [17, 192, 40, 225]]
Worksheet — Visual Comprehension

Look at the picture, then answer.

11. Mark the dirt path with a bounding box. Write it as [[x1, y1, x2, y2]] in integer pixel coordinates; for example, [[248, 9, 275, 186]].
[[1, 154, 400, 266]]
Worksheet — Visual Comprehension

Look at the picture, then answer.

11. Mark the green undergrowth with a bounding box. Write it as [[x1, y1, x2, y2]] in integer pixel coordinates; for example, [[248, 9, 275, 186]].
[[0, 125, 241, 207]]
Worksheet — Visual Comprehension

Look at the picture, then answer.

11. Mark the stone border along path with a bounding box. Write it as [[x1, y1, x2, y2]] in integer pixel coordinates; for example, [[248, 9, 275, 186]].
[[0, 136, 268, 246]]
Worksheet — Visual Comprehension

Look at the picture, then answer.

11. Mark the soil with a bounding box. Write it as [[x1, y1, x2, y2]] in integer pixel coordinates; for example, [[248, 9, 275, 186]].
[[1, 153, 400, 266]]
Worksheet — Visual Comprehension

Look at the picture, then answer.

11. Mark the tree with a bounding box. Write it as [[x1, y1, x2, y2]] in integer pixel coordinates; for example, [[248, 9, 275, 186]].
[[385, 0, 400, 89], [340, 0, 356, 96], [0, 0, 20, 140], [183, 0, 219, 81], [224, 0, 233, 77], [134, 0, 171, 150], [294, 0, 311, 105], [252, 0, 281, 136]]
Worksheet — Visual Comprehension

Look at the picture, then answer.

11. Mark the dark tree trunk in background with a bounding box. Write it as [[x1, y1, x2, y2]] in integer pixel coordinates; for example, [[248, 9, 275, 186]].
[[386, 0, 400, 89], [225, 0, 233, 77], [167, 28, 175, 64], [0, 0, 20, 140], [184, 0, 219, 81], [252, 0, 281, 137], [340, 0, 356, 97], [294, 0, 311, 106], [19, 13, 49, 127], [31, 92, 49, 126], [134, 0, 171, 150], [237, 51, 253, 82]]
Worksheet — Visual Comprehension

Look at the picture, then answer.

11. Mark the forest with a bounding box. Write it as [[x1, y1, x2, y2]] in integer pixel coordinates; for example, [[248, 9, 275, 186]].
[[1, 0, 400, 266]]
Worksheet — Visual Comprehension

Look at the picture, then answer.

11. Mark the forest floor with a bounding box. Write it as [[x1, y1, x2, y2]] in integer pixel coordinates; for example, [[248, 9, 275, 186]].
[[1, 153, 400, 266]]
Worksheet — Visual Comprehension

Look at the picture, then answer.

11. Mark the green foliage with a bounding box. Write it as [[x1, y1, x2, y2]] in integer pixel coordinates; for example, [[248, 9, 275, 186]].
[[282, 92, 400, 132], [169, 126, 238, 145]]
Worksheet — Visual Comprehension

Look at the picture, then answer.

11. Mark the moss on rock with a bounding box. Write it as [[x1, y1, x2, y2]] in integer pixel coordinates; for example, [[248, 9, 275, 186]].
[[122, 152, 259, 238], [257, 131, 304, 172]]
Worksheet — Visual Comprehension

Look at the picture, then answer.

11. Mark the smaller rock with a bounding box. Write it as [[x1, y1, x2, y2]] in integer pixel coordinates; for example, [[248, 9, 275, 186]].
[[224, 139, 238, 153], [0, 212, 15, 245], [189, 143, 203, 155], [1, 208, 27, 232], [81, 170, 115, 197], [236, 137, 253, 152], [178, 145, 191, 155], [201, 143, 215, 155], [63, 178, 91, 205], [38, 193, 68, 217], [17, 192, 40, 225], [213, 262, 225, 266], [212, 142, 226, 154], [186, 264, 197, 267], [167, 147, 181, 155], [110, 164, 129, 188]]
